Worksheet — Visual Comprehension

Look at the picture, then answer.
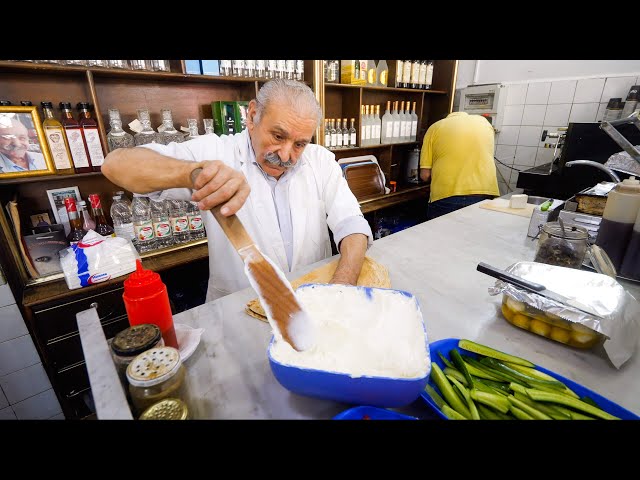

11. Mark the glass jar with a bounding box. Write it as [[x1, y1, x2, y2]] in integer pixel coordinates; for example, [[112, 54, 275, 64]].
[[126, 346, 187, 416], [139, 398, 189, 420], [110, 323, 164, 390], [533, 222, 589, 269]]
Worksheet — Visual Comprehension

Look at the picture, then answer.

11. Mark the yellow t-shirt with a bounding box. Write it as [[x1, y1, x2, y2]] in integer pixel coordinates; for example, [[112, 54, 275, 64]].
[[419, 111, 499, 203]]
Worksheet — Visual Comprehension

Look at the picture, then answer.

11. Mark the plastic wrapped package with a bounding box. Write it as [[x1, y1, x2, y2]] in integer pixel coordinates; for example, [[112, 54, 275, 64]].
[[59, 230, 139, 289]]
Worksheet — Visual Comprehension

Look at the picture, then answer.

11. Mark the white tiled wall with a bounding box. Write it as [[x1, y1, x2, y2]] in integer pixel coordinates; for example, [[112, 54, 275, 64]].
[[0, 269, 63, 420]]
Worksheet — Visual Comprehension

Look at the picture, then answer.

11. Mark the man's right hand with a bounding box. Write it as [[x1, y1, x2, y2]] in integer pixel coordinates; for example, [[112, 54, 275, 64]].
[[190, 160, 251, 216]]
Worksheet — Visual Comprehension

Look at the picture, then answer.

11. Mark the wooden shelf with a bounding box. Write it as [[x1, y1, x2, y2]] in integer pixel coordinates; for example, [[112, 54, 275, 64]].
[[22, 239, 209, 307], [358, 184, 430, 214], [325, 82, 447, 94], [328, 141, 419, 153], [0, 171, 103, 185]]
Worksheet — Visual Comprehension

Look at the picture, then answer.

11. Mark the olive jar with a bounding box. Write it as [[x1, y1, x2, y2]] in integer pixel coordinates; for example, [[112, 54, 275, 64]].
[[534, 222, 589, 269], [110, 324, 164, 389], [126, 346, 187, 416]]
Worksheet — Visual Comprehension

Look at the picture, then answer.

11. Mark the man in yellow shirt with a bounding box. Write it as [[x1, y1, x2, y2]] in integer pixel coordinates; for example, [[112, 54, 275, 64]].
[[419, 112, 499, 220]]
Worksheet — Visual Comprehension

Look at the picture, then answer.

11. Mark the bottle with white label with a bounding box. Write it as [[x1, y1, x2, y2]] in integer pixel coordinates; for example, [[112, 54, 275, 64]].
[[342, 118, 350, 149], [364, 105, 372, 147], [111, 194, 136, 244], [150, 199, 174, 249], [381, 101, 393, 144], [376, 60, 389, 87], [360, 106, 367, 147], [169, 200, 190, 244], [425, 60, 434, 89], [59, 101, 92, 173], [418, 61, 427, 90], [348, 118, 357, 147], [402, 60, 413, 89], [391, 101, 401, 143], [410, 61, 421, 89], [324, 119, 331, 147], [132, 196, 156, 253], [373, 105, 382, 145], [335, 119, 343, 149], [399, 101, 408, 141], [40, 101, 75, 174], [395, 60, 404, 88], [187, 201, 206, 240], [76, 102, 106, 172], [330, 119, 337, 149], [410, 101, 419, 141]]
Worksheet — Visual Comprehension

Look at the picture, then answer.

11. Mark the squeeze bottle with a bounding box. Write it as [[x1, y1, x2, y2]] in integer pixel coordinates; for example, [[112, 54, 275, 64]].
[[123, 259, 178, 348]]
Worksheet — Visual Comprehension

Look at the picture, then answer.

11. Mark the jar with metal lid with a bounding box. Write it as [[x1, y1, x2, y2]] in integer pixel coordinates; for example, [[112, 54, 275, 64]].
[[110, 324, 164, 390], [139, 398, 189, 420], [534, 222, 589, 269], [126, 346, 187, 416]]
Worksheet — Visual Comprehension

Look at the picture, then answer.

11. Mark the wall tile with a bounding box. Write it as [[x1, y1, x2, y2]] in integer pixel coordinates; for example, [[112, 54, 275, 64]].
[[503, 105, 524, 126], [544, 104, 572, 126], [0, 385, 7, 409], [0, 335, 40, 377], [496, 125, 520, 146], [536, 147, 556, 166], [495, 144, 516, 163], [600, 76, 637, 103], [49, 412, 66, 420], [574, 78, 605, 103], [0, 284, 15, 308], [517, 126, 542, 147], [12, 389, 61, 420], [525, 82, 551, 105], [514, 146, 538, 167], [506, 84, 528, 105], [521, 105, 547, 126], [0, 406, 16, 420], [569, 103, 599, 123], [596, 102, 608, 122], [0, 304, 28, 344], [548, 80, 577, 104], [0, 363, 51, 404]]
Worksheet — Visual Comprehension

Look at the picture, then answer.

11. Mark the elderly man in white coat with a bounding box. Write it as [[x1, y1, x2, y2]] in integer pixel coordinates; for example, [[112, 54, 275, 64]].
[[103, 79, 373, 302]]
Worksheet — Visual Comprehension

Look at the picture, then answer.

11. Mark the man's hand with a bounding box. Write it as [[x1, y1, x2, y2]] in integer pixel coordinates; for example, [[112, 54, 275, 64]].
[[190, 160, 251, 216]]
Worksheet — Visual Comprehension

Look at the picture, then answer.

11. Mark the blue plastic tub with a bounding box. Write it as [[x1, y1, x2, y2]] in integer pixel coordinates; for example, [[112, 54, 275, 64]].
[[268, 284, 430, 408], [333, 406, 417, 420], [421, 338, 640, 420]]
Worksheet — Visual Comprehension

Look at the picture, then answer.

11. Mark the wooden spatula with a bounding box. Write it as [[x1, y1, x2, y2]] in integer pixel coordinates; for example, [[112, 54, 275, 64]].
[[190, 167, 315, 351]]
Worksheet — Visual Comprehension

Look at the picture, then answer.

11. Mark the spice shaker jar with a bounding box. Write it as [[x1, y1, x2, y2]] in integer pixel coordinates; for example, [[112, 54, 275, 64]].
[[110, 324, 164, 390], [126, 346, 187, 416], [534, 222, 589, 269], [139, 398, 189, 420]]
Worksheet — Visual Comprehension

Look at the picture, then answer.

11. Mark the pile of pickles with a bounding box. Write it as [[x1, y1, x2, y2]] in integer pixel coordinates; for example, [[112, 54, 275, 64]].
[[500, 294, 603, 349]]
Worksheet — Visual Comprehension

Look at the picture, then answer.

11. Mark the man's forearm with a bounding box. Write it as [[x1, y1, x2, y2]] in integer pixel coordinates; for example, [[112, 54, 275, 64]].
[[330, 233, 368, 285], [102, 147, 203, 194]]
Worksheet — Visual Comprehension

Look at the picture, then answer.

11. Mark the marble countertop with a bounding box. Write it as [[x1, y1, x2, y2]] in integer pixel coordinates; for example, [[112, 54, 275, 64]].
[[80, 198, 640, 419]]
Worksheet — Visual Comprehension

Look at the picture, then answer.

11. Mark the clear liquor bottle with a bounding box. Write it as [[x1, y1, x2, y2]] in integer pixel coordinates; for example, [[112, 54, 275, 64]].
[[219, 60, 232, 76], [324, 119, 331, 147], [348, 118, 357, 147], [376, 59, 389, 87], [295, 60, 304, 81], [59, 101, 92, 173], [130, 60, 148, 71], [244, 60, 256, 78], [335, 118, 343, 149], [87, 60, 106, 68], [402, 60, 412, 89], [134, 109, 158, 146], [364, 105, 372, 147], [185, 119, 200, 140], [391, 101, 401, 143], [366, 60, 377, 86], [76, 102, 106, 171], [231, 60, 245, 77], [372, 105, 381, 145], [107, 108, 135, 152], [425, 60, 434, 89], [418, 60, 427, 90], [276, 60, 286, 79], [360, 105, 367, 147], [255, 60, 266, 78], [411, 60, 421, 89], [329, 119, 337, 149], [342, 118, 349, 148], [285, 60, 295, 80], [395, 60, 404, 88], [150, 60, 170, 72], [410, 101, 419, 141], [158, 109, 184, 145], [203, 118, 214, 135], [107, 60, 130, 69], [399, 101, 408, 142], [381, 101, 393, 144], [40, 101, 75, 174], [266, 60, 277, 79]]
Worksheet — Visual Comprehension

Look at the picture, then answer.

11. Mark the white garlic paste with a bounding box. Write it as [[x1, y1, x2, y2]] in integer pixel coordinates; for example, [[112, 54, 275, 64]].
[[269, 284, 431, 379]]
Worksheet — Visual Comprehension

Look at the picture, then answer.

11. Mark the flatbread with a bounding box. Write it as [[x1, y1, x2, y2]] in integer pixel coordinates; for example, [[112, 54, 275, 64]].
[[246, 256, 391, 322]]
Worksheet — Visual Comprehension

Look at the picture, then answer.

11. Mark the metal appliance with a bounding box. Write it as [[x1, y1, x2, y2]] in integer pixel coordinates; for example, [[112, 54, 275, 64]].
[[459, 83, 506, 132], [404, 147, 421, 184]]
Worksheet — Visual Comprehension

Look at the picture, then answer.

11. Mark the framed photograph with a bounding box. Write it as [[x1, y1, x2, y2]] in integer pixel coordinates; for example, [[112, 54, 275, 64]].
[[0, 106, 56, 179], [46, 186, 81, 236], [30, 212, 52, 228]]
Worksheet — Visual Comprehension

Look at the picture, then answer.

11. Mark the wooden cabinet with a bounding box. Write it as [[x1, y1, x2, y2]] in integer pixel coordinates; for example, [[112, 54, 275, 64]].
[[0, 59, 456, 418]]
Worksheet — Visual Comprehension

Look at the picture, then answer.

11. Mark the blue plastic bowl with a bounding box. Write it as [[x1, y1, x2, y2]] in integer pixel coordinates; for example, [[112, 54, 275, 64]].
[[421, 338, 640, 420], [333, 406, 417, 420], [268, 284, 430, 408]]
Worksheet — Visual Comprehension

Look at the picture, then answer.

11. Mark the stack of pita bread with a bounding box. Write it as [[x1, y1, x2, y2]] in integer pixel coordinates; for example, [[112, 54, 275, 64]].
[[245, 256, 391, 322]]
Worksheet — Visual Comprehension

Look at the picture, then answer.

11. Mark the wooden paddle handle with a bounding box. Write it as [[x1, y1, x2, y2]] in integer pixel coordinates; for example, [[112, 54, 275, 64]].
[[190, 167, 254, 252]]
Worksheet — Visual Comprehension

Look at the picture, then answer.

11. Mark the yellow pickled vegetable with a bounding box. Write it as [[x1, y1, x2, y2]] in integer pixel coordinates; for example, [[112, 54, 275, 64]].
[[501, 303, 514, 322], [506, 296, 526, 313], [511, 314, 531, 330], [549, 326, 571, 344], [530, 318, 551, 337]]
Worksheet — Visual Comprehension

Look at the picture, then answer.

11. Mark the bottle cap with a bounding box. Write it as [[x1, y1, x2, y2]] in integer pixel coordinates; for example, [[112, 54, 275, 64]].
[[126, 346, 182, 387], [77, 102, 90, 110], [40, 101, 53, 108], [59, 101, 72, 110], [20, 101, 32, 106], [0, 100, 12, 106], [618, 176, 640, 193], [124, 259, 164, 298], [139, 398, 189, 420], [111, 324, 162, 357]]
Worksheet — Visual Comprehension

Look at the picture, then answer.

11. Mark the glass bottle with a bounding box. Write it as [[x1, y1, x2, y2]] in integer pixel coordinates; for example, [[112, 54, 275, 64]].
[[295, 60, 304, 81], [158, 109, 184, 145], [342, 118, 350, 148], [372, 106, 381, 145], [107, 60, 130, 69], [219, 60, 232, 76], [285, 60, 295, 80], [329, 118, 337, 149], [324, 119, 331, 148], [111, 194, 136, 244], [391, 101, 401, 143], [410, 101, 419, 141], [130, 60, 148, 71], [399, 101, 408, 142], [366, 60, 377, 86], [335, 119, 343, 149], [425, 60, 434, 89], [134, 109, 158, 146], [266, 60, 277, 79], [411, 60, 421, 89], [78, 200, 96, 231], [245, 60, 256, 78], [376, 60, 389, 87], [325, 60, 339, 83], [59, 101, 92, 173], [276, 60, 286, 79], [360, 106, 367, 147], [77, 102, 106, 172], [381, 101, 392, 144], [203, 118, 214, 135], [64, 60, 87, 66], [40, 101, 75, 174], [395, 60, 404, 88], [150, 60, 170, 72], [349, 118, 357, 148], [187, 201, 206, 240], [88, 193, 116, 237], [64, 197, 88, 244], [185, 119, 200, 140], [418, 60, 428, 90], [364, 105, 372, 147], [132, 196, 156, 252], [107, 108, 135, 151], [231, 60, 245, 77], [150, 200, 174, 249], [169, 200, 190, 244], [256, 60, 266, 78], [87, 60, 107, 68]]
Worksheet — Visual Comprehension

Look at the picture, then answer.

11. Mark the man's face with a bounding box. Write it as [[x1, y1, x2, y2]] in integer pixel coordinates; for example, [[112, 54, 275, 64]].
[[0, 120, 30, 164], [247, 99, 317, 179]]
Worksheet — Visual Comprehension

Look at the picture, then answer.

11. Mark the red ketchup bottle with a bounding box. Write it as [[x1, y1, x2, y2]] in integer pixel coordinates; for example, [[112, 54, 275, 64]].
[[123, 259, 178, 349]]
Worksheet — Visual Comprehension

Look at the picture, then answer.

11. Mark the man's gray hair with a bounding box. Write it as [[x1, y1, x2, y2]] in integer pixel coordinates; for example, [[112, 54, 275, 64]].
[[254, 79, 322, 128]]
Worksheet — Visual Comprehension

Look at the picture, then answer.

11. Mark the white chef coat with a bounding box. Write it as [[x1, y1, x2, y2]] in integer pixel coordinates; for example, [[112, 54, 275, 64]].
[[139, 129, 373, 302]]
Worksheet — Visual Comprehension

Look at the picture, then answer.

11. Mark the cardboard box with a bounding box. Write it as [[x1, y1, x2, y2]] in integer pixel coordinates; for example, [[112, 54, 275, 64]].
[[340, 60, 366, 85], [200, 60, 220, 76], [184, 60, 202, 75], [23, 225, 68, 277]]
